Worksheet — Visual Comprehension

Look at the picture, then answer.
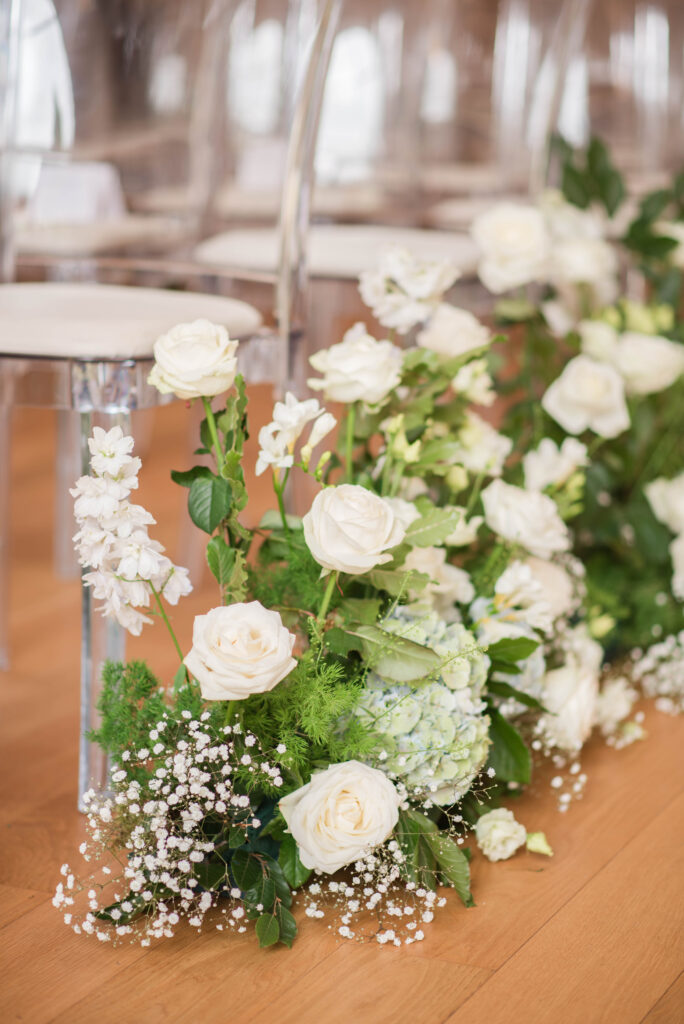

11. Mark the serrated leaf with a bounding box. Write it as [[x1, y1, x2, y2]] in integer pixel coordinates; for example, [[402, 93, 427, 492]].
[[368, 567, 430, 596], [226, 549, 248, 602], [206, 535, 236, 588], [255, 913, 280, 948], [486, 636, 539, 664], [486, 709, 531, 784], [405, 507, 463, 547], [423, 831, 473, 906], [188, 476, 232, 534], [346, 624, 442, 682], [170, 466, 214, 488], [278, 834, 312, 889]]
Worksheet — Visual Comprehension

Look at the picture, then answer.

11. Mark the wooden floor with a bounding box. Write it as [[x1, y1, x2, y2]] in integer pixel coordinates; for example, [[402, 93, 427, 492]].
[[1, 403, 683, 1024]]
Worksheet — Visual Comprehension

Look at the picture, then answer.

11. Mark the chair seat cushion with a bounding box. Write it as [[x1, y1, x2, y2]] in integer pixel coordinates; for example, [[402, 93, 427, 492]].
[[0, 283, 262, 359]]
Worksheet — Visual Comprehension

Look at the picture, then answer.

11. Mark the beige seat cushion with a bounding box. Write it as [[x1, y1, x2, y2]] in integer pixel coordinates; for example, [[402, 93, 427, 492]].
[[0, 283, 262, 359]]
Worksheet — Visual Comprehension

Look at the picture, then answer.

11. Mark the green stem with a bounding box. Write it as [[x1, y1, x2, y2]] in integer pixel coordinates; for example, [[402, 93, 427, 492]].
[[345, 405, 356, 482], [149, 582, 184, 664], [202, 396, 225, 474], [466, 471, 486, 515], [273, 470, 291, 535], [317, 571, 339, 625]]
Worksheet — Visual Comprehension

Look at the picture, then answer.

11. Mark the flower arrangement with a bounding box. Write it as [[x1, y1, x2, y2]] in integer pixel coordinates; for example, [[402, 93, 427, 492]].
[[55, 140, 683, 951]]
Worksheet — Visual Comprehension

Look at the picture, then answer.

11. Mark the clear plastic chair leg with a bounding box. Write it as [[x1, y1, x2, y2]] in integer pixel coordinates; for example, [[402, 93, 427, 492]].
[[0, 403, 10, 671], [55, 410, 81, 580]]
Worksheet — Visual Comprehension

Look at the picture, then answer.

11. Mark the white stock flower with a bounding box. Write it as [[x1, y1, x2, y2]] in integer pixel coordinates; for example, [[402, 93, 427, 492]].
[[542, 355, 629, 438], [670, 534, 684, 600], [482, 479, 570, 559], [306, 411, 337, 452], [453, 412, 512, 477], [578, 320, 620, 362], [417, 304, 491, 359], [523, 437, 588, 492], [475, 808, 527, 862], [271, 392, 323, 444], [471, 203, 550, 293], [595, 677, 637, 736], [539, 629, 602, 751], [451, 358, 495, 406], [303, 485, 406, 575], [279, 761, 401, 874], [308, 323, 403, 405], [184, 602, 296, 701], [493, 561, 554, 634], [87, 426, 137, 478], [611, 332, 684, 395], [523, 557, 577, 621], [404, 545, 475, 615], [256, 394, 336, 476], [359, 247, 460, 333], [645, 473, 684, 535], [148, 320, 238, 400], [255, 422, 294, 477]]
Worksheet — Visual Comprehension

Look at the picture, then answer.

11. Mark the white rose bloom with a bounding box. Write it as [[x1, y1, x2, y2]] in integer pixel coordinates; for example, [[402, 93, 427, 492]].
[[471, 203, 550, 293], [670, 534, 684, 600], [445, 509, 483, 547], [383, 497, 420, 532], [359, 247, 461, 334], [542, 355, 629, 438], [612, 332, 684, 395], [523, 437, 588, 492], [549, 237, 617, 287], [475, 808, 527, 862], [184, 602, 296, 701], [279, 761, 401, 874], [645, 473, 684, 535], [303, 485, 406, 575], [539, 630, 602, 751], [595, 676, 637, 736], [451, 358, 495, 406], [493, 561, 554, 634], [404, 545, 475, 614], [482, 479, 570, 559], [539, 189, 605, 241], [453, 412, 512, 477], [578, 319, 620, 362], [148, 319, 238, 400], [542, 299, 576, 338], [308, 323, 403, 405], [417, 304, 491, 359], [523, 557, 577, 620]]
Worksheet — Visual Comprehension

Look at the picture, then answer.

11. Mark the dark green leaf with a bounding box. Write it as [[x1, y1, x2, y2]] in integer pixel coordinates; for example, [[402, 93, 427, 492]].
[[206, 535, 236, 588], [486, 709, 531, 784], [188, 476, 233, 534], [562, 164, 591, 208], [488, 679, 547, 711], [170, 466, 214, 488], [230, 850, 262, 891], [193, 857, 228, 891], [278, 834, 312, 889], [243, 876, 276, 911], [275, 904, 297, 948], [423, 832, 473, 906], [255, 913, 280, 948], [486, 636, 539, 664]]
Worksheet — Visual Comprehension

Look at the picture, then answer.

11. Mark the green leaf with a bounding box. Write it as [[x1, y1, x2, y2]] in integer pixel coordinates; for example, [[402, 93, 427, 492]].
[[255, 913, 280, 948], [417, 439, 465, 473], [367, 567, 430, 597], [488, 679, 547, 711], [639, 189, 672, 222], [345, 624, 442, 682], [404, 507, 463, 548], [337, 597, 383, 626], [226, 549, 248, 602], [95, 892, 147, 924], [423, 832, 473, 906], [278, 834, 312, 889], [230, 850, 262, 891], [275, 904, 297, 948], [261, 855, 292, 907], [172, 662, 188, 693], [486, 636, 539, 664], [599, 169, 625, 216], [494, 298, 538, 322], [170, 466, 214, 488], [396, 809, 438, 889], [243, 876, 276, 911], [259, 510, 303, 532], [206, 535, 236, 588], [188, 476, 233, 534], [486, 709, 531, 784], [562, 164, 591, 208], [193, 857, 228, 891]]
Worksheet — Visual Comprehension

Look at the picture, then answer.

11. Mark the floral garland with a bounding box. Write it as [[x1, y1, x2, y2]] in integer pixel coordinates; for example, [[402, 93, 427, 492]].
[[55, 142, 684, 950]]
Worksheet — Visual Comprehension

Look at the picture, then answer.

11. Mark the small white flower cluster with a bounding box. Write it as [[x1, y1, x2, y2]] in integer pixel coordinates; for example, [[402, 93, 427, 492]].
[[54, 718, 285, 945], [71, 427, 192, 635], [645, 473, 684, 601], [359, 246, 460, 334], [630, 632, 684, 715], [300, 846, 448, 947], [255, 392, 336, 477]]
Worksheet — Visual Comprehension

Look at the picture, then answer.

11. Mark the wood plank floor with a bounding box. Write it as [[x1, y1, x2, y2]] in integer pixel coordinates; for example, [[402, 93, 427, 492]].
[[1, 403, 683, 1024]]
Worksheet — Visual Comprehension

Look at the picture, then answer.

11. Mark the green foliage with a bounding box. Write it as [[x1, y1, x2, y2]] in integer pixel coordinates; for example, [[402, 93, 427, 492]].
[[553, 134, 625, 215], [331, 623, 443, 683], [249, 533, 326, 617], [188, 476, 233, 534], [396, 809, 473, 905], [485, 709, 532, 784]]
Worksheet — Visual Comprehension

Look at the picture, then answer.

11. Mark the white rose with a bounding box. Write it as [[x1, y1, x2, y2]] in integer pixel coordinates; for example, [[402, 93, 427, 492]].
[[645, 473, 684, 534], [383, 497, 420, 531], [404, 545, 475, 614], [612, 332, 684, 395], [542, 299, 576, 338], [523, 437, 588, 492], [454, 412, 512, 477], [539, 189, 605, 241], [279, 760, 401, 874], [475, 808, 527, 862], [578, 319, 620, 362], [549, 237, 617, 287], [523, 557, 576, 620], [542, 355, 629, 438], [493, 561, 553, 634], [482, 479, 570, 559], [417, 304, 491, 359], [303, 485, 406, 575], [471, 203, 550, 293], [595, 677, 637, 736], [184, 602, 296, 700], [670, 534, 684, 600], [308, 323, 403, 405], [148, 319, 238, 400], [539, 632, 602, 751]]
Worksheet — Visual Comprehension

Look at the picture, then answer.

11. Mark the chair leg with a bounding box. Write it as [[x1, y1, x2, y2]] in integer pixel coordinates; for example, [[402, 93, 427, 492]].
[[77, 409, 128, 812], [0, 403, 10, 671], [54, 410, 81, 580]]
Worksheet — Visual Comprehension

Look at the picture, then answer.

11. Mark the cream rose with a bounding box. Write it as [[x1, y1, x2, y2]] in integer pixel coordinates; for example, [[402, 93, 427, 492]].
[[303, 484, 406, 575], [542, 355, 629, 438], [471, 203, 550, 293], [475, 808, 527, 862], [539, 631, 602, 751], [549, 237, 617, 287], [184, 601, 296, 700], [417, 304, 491, 359], [524, 557, 577, 620], [523, 437, 588, 492], [612, 332, 684, 395], [482, 479, 570, 559], [645, 473, 684, 534], [279, 761, 401, 873], [578, 319, 620, 362], [148, 319, 238, 400], [308, 323, 403, 405], [453, 412, 512, 477]]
